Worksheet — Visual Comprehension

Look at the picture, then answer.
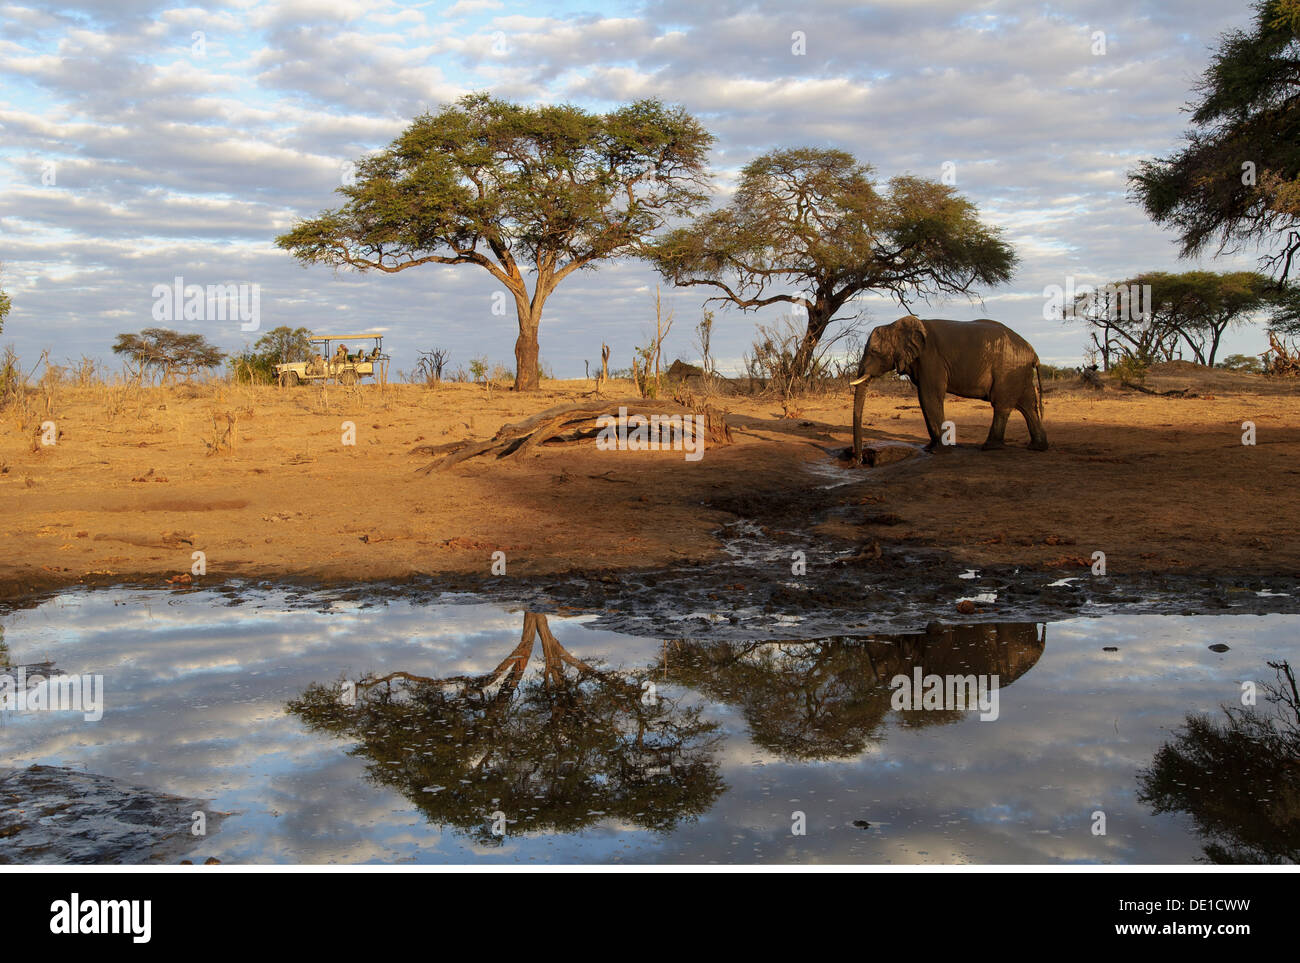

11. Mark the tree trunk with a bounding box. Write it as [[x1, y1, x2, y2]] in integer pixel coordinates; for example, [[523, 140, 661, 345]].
[[1207, 324, 1225, 367], [791, 307, 833, 380], [514, 298, 543, 391]]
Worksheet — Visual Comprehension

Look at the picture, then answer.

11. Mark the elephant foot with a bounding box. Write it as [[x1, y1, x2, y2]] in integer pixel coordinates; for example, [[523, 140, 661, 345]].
[[980, 440, 1006, 451], [1028, 439, 1050, 451]]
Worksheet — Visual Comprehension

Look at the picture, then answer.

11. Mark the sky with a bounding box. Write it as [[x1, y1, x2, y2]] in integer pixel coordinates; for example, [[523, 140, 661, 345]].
[[0, 0, 1272, 377]]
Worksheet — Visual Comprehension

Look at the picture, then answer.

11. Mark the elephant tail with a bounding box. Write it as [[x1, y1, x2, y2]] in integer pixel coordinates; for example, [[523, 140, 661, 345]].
[[1035, 363, 1044, 419]]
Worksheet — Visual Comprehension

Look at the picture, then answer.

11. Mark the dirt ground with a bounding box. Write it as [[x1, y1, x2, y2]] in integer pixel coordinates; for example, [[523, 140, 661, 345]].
[[2, 363, 1298, 596]]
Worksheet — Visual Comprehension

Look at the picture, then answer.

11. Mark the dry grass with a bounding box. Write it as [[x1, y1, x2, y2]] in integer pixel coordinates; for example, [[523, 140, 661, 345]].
[[3, 357, 1300, 592]]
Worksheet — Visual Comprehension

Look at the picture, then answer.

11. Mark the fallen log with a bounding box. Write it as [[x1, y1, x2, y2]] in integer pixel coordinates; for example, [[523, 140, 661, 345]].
[[411, 398, 733, 473], [1119, 381, 1198, 397]]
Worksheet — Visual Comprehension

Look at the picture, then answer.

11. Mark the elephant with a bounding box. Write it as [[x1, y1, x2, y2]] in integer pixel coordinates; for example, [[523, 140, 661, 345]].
[[850, 315, 1048, 460]]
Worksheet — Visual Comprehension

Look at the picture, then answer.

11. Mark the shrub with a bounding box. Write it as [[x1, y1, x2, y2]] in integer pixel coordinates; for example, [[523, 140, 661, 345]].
[[1110, 354, 1148, 384]]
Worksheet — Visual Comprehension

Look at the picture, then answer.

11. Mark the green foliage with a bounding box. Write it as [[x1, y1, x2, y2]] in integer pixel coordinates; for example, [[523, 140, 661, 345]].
[[1036, 363, 1077, 381], [1071, 270, 1300, 367], [1137, 659, 1300, 863], [632, 343, 665, 398], [112, 328, 226, 383], [645, 147, 1016, 377], [285, 614, 724, 843], [276, 93, 714, 390], [1129, 2, 1300, 281], [1110, 354, 1149, 384], [1220, 353, 1264, 372], [229, 325, 313, 383]]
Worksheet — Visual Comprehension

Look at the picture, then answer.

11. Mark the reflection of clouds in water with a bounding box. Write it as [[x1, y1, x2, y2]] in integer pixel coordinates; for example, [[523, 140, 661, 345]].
[[0, 590, 1295, 863], [675, 616, 1298, 865]]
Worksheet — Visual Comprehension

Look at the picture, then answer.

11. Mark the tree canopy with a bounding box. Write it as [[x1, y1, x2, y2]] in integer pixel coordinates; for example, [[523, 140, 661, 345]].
[[1130, 1, 1300, 281], [1138, 659, 1300, 863], [645, 147, 1017, 377], [229, 325, 314, 383], [277, 93, 714, 390], [287, 613, 722, 842], [1069, 270, 1300, 368], [112, 328, 225, 382]]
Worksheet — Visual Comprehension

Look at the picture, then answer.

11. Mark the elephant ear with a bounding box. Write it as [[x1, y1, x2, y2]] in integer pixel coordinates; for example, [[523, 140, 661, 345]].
[[895, 315, 926, 369]]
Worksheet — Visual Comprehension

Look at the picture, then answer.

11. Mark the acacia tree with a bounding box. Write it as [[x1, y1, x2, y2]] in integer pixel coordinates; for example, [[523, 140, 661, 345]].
[[287, 613, 722, 842], [645, 148, 1017, 378], [1130, 1, 1300, 281], [1071, 270, 1300, 367], [277, 94, 713, 391], [112, 328, 225, 383]]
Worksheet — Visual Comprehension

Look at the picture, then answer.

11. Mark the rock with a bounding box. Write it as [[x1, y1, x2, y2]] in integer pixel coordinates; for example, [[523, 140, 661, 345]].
[[1208, 643, 1230, 653], [836, 540, 883, 567], [666, 360, 706, 380]]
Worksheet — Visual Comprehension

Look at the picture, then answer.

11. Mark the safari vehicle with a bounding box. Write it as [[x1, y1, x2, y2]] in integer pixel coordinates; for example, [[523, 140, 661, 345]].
[[276, 334, 389, 386]]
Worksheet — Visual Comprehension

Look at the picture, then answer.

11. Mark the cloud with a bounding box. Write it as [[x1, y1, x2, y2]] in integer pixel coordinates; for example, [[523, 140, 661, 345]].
[[444, 0, 504, 16], [0, 0, 1270, 373]]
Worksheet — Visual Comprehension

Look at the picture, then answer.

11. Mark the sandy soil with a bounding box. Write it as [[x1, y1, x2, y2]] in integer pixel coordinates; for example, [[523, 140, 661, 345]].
[[2, 365, 1298, 597]]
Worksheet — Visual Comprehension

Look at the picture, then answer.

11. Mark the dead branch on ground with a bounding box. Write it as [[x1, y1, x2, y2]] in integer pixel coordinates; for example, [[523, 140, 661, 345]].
[[410, 397, 733, 473]]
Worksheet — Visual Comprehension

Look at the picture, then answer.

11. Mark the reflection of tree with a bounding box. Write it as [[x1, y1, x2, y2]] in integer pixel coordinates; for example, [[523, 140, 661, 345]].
[[287, 613, 723, 844], [664, 622, 1046, 761], [1138, 660, 1300, 864]]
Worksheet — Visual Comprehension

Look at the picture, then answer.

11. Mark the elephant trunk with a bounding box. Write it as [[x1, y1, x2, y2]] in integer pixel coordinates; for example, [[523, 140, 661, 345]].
[[852, 376, 869, 463]]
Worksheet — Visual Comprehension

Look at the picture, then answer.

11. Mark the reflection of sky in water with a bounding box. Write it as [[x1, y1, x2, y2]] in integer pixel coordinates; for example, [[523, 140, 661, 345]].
[[0, 589, 1294, 864]]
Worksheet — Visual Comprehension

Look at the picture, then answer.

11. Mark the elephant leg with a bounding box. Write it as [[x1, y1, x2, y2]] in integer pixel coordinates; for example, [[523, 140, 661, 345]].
[[918, 385, 948, 451], [982, 408, 1011, 450], [1018, 387, 1049, 450]]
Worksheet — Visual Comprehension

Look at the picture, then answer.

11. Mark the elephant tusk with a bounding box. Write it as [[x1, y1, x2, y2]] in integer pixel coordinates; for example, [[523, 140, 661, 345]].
[[849, 374, 870, 386]]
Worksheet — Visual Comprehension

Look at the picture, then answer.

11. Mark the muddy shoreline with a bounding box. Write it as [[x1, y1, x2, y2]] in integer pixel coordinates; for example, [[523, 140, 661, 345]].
[[5, 520, 1298, 638]]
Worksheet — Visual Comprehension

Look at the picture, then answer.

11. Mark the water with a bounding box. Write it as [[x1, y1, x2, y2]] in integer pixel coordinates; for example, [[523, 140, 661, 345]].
[[0, 587, 1296, 864]]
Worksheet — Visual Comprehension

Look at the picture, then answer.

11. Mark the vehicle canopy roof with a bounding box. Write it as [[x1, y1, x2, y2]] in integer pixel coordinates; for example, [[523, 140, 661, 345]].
[[308, 334, 384, 343]]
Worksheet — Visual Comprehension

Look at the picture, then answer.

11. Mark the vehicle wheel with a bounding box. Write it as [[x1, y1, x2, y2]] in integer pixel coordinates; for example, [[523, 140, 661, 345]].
[[339, 369, 358, 386], [279, 370, 300, 387]]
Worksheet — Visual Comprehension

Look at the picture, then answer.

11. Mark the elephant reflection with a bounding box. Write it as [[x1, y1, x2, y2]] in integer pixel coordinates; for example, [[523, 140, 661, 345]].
[[287, 612, 724, 844], [662, 622, 1046, 761], [1138, 659, 1300, 864]]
